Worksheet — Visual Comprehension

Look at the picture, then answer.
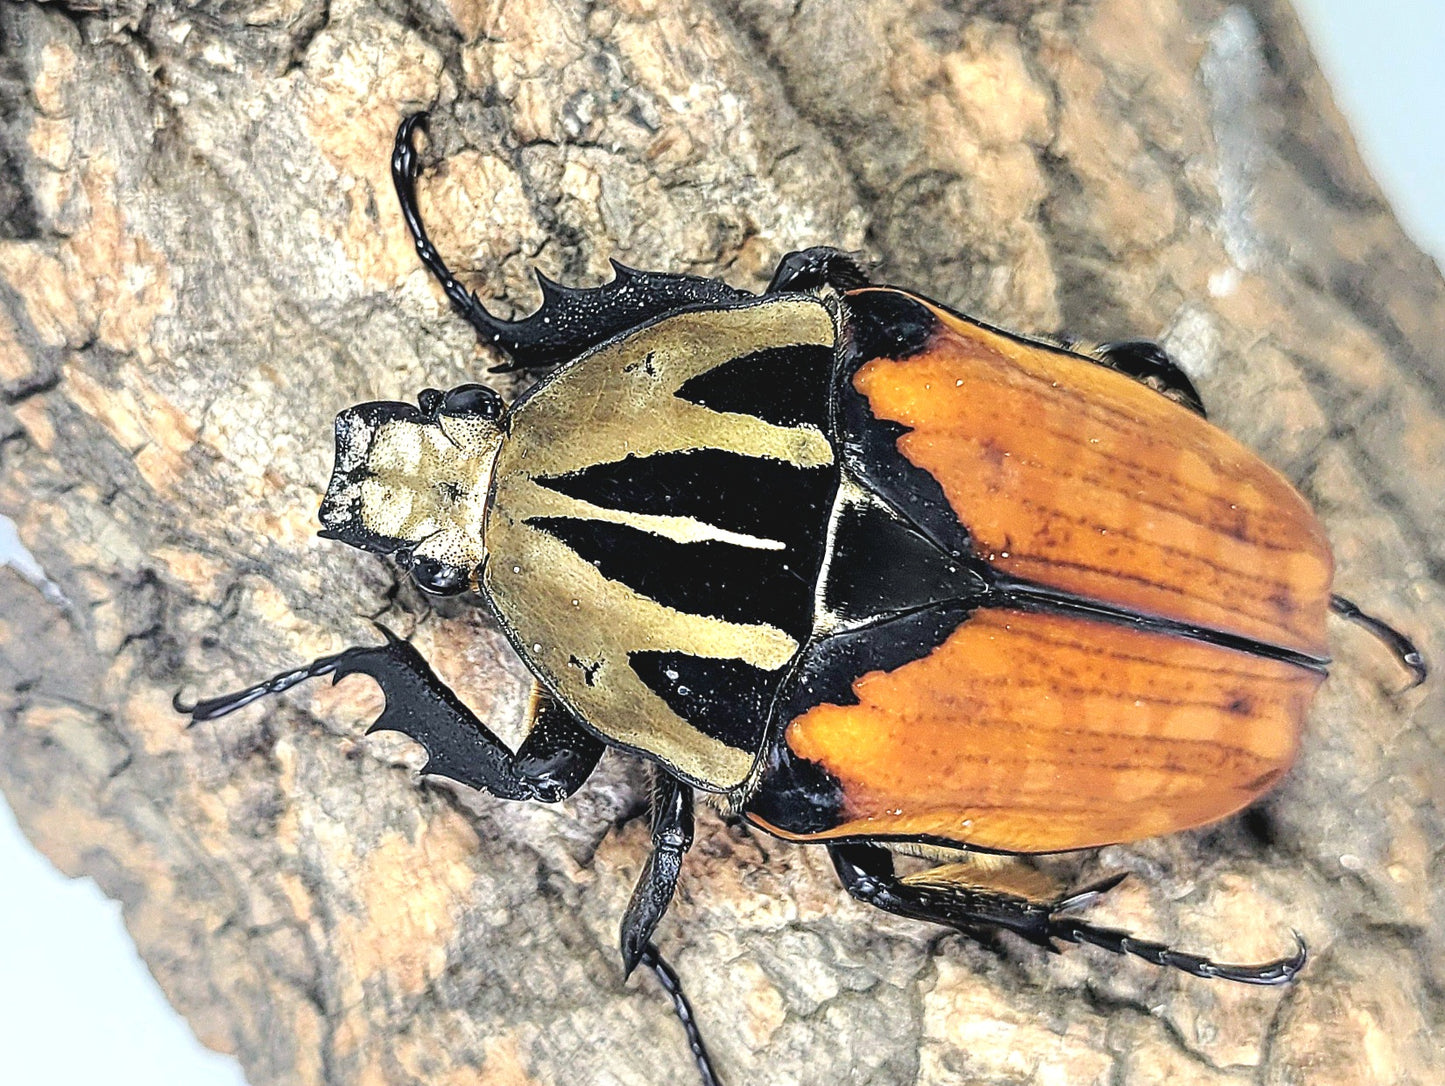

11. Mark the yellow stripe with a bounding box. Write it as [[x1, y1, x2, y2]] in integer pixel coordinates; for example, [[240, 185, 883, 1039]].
[[486, 295, 838, 789]]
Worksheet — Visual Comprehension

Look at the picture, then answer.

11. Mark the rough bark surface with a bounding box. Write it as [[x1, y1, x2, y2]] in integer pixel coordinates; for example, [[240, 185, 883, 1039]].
[[1, 1, 1442, 1083]]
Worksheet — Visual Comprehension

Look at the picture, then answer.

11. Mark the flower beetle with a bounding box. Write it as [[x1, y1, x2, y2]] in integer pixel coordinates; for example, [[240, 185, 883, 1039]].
[[181, 115, 1426, 1083]]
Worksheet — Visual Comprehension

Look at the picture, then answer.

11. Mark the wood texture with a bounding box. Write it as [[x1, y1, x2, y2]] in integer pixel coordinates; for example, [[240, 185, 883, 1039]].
[[2, 1, 1443, 1084]]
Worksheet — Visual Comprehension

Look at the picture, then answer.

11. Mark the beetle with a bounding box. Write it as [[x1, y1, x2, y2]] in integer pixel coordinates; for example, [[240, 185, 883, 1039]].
[[180, 114, 1427, 1084]]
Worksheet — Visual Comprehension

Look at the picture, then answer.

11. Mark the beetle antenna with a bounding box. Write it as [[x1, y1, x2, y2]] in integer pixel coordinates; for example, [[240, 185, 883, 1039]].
[[636, 942, 724, 1086], [1329, 594, 1428, 690]]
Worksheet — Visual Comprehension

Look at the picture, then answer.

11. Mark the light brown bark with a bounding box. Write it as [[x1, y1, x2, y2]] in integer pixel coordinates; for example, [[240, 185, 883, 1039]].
[[1, 1, 1442, 1083]]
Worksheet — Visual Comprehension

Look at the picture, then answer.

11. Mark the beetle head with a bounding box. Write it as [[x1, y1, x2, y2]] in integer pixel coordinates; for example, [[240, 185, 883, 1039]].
[[319, 384, 507, 595]]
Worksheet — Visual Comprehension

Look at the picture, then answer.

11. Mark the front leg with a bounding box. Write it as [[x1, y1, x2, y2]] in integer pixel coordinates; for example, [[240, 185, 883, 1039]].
[[393, 115, 750, 372], [620, 770, 694, 976], [179, 626, 604, 802]]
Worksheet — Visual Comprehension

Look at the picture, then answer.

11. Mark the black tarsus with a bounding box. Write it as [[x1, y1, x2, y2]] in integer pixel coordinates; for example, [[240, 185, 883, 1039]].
[[615, 771, 718, 1084], [178, 626, 604, 802], [1330, 593, 1428, 690], [829, 842, 1306, 986], [392, 114, 751, 372], [392, 115, 502, 345], [1093, 339, 1207, 417], [175, 648, 349, 723], [621, 771, 695, 977], [637, 942, 723, 1086]]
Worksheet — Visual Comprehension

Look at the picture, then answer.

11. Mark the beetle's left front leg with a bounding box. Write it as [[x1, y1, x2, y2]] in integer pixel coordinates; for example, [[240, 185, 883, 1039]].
[[179, 627, 605, 802], [620, 770, 695, 976]]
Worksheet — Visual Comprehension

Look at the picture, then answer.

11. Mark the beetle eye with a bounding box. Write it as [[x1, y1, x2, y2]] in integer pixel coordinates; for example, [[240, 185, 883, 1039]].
[[440, 383, 504, 420], [409, 554, 471, 596]]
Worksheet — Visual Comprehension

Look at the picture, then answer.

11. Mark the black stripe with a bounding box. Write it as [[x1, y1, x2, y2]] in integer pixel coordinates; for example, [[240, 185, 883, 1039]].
[[993, 579, 1332, 673], [744, 602, 976, 836], [534, 449, 835, 566], [673, 344, 834, 430], [836, 292, 973, 558], [628, 651, 779, 751], [785, 602, 978, 713], [526, 516, 817, 639]]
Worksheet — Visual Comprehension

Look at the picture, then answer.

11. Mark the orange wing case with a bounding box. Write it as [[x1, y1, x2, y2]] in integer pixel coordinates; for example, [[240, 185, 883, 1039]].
[[746, 289, 1332, 853]]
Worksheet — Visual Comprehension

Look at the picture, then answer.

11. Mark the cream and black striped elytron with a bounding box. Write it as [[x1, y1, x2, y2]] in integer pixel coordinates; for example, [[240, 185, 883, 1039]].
[[181, 115, 1426, 1085]]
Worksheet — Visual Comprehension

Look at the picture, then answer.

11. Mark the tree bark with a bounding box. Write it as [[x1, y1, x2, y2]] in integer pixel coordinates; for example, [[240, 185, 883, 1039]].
[[2, 1, 1442, 1083]]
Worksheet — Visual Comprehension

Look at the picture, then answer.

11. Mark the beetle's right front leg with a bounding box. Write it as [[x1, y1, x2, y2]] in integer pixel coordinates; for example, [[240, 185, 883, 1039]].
[[179, 626, 604, 802]]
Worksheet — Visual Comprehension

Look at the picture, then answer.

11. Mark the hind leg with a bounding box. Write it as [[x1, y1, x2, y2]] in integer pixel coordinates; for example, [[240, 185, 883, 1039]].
[[829, 842, 1304, 985]]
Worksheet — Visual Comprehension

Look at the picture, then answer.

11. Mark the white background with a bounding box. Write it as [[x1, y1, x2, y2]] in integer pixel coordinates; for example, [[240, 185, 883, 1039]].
[[2, 3, 1441, 1083]]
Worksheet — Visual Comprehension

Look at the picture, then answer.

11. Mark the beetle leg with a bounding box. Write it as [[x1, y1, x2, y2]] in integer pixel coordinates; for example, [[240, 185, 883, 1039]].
[[512, 683, 609, 799], [177, 626, 604, 802], [1329, 593, 1428, 689], [1089, 339, 1207, 417], [828, 842, 1306, 986], [766, 246, 873, 293], [394, 115, 750, 372], [391, 115, 514, 351], [620, 770, 695, 976], [634, 942, 723, 1086], [619, 778, 725, 1086]]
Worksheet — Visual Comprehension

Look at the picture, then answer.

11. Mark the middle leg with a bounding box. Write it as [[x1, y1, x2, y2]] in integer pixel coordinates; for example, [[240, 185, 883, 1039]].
[[620, 770, 695, 976]]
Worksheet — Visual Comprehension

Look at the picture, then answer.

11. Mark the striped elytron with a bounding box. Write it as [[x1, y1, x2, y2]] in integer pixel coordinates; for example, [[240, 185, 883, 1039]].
[[182, 115, 1425, 1084]]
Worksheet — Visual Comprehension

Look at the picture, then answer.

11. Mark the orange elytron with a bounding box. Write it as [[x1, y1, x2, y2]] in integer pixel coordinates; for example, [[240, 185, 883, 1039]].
[[743, 290, 1333, 854]]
